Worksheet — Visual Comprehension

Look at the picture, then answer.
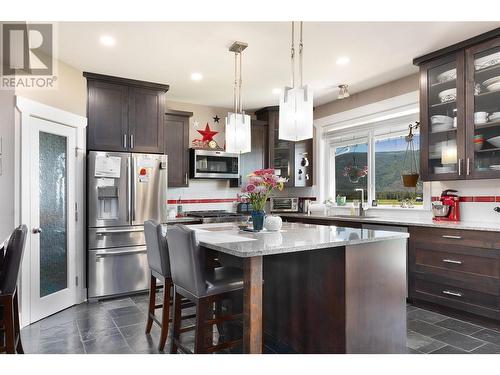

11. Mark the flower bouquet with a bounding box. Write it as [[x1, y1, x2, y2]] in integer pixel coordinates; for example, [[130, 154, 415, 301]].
[[343, 163, 368, 184], [239, 169, 286, 231]]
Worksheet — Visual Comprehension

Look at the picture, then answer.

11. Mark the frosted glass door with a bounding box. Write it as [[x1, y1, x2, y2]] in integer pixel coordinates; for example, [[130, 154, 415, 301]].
[[39, 132, 68, 297], [30, 117, 77, 323]]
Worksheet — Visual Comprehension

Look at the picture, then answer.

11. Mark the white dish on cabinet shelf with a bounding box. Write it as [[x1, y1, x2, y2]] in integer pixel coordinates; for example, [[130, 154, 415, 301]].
[[430, 115, 454, 125], [475, 52, 500, 70], [438, 88, 457, 103], [436, 69, 456, 83], [487, 136, 500, 148]]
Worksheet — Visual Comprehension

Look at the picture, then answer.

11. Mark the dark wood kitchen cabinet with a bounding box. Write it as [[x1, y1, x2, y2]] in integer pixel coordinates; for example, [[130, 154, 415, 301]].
[[408, 226, 500, 320], [164, 110, 192, 187], [414, 28, 500, 181], [255, 106, 313, 187], [84, 72, 169, 154], [230, 119, 269, 187]]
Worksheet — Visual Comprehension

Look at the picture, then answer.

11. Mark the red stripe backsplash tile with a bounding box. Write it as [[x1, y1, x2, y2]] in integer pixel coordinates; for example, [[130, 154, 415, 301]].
[[432, 196, 498, 203], [167, 198, 237, 204], [473, 196, 496, 203]]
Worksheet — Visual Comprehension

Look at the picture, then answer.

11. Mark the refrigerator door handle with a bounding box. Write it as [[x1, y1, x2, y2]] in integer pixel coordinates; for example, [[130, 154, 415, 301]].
[[127, 156, 132, 223], [132, 156, 137, 222]]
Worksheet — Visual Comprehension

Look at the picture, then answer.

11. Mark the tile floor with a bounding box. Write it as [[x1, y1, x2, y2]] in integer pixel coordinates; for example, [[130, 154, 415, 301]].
[[20, 294, 500, 354]]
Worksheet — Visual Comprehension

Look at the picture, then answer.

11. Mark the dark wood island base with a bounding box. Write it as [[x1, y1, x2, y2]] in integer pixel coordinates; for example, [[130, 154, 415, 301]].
[[263, 239, 407, 353]]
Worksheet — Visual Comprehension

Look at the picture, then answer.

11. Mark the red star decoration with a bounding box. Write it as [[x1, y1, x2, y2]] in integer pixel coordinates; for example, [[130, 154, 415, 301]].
[[197, 123, 218, 142]]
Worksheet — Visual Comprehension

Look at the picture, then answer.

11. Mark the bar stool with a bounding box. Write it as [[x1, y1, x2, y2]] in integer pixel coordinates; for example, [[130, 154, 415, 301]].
[[167, 224, 243, 354], [144, 220, 195, 351], [0, 225, 27, 354]]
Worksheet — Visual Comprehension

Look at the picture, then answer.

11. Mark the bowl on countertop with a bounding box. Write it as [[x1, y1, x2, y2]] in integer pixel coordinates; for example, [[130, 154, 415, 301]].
[[432, 203, 450, 217]]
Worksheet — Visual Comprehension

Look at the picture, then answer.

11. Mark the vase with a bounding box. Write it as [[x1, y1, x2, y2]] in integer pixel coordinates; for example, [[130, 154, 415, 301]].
[[264, 215, 282, 231], [251, 210, 265, 231]]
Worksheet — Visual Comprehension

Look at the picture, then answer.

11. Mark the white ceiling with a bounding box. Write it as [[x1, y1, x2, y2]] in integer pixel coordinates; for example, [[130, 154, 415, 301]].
[[57, 22, 500, 109]]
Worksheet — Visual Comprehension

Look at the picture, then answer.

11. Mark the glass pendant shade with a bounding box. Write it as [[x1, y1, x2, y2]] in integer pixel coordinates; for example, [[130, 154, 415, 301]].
[[441, 140, 457, 164], [225, 112, 251, 154], [279, 86, 314, 141]]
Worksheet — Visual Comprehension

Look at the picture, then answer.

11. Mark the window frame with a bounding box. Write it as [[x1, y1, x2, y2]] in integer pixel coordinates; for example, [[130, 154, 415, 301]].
[[327, 124, 428, 210]]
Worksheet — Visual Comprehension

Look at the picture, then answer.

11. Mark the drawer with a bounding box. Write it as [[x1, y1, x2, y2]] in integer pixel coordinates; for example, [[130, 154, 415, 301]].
[[88, 226, 145, 249], [414, 247, 500, 279], [412, 275, 500, 317], [410, 226, 500, 249]]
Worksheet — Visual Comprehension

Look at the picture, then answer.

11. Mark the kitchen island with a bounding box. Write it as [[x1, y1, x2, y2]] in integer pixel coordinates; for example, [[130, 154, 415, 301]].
[[186, 222, 409, 354]]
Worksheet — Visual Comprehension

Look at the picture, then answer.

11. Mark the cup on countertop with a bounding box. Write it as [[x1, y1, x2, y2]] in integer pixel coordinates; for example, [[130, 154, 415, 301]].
[[474, 111, 488, 124]]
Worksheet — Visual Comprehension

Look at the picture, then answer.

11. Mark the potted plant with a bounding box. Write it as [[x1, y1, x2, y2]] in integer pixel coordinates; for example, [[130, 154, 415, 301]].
[[343, 163, 368, 184], [401, 122, 420, 188], [239, 169, 286, 231]]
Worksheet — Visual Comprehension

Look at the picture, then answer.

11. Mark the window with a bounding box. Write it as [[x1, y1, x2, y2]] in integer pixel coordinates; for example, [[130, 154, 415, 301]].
[[375, 134, 423, 206], [328, 117, 425, 208], [335, 142, 368, 202]]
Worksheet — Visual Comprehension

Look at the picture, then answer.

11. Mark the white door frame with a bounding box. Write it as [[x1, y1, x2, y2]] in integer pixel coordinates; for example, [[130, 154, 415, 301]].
[[15, 96, 87, 327]]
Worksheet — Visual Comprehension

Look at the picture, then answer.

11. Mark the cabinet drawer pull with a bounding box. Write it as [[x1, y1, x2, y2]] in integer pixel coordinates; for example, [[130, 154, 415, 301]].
[[442, 258, 462, 265], [123, 134, 127, 149], [442, 290, 462, 297], [442, 235, 462, 239]]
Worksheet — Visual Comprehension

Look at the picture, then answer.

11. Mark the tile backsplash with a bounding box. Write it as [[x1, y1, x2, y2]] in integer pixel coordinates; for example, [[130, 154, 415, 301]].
[[431, 179, 500, 224]]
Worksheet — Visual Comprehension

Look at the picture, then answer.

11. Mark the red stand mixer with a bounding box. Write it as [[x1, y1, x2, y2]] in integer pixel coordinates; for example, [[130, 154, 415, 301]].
[[432, 189, 461, 222]]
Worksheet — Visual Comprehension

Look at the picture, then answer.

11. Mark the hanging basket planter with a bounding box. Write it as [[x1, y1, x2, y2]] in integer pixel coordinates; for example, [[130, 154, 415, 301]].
[[402, 173, 419, 188], [401, 122, 420, 188], [344, 163, 368, 184]]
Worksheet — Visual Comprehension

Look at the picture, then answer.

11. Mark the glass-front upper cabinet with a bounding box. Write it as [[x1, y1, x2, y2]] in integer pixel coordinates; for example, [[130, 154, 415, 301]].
[[420, 52, 466, 180], [466, 36, 500, 179]]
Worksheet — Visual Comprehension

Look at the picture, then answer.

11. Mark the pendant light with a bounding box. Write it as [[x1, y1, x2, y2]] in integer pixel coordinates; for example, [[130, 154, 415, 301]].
[[225, 41, 251, 154], [279, 22, 313, 141]]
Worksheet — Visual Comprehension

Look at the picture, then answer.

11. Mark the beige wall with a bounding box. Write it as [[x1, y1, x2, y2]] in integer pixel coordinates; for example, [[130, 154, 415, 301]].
[[15, 59, 86, 117], [314, 74, 419, 120], [0, 90, 16, 241], [165, 100, 232, 149]]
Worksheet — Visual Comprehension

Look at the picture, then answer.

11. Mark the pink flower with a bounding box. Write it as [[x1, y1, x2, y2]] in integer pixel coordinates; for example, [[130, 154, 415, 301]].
[[246, 183, 256, 192], [253, 168, 275, 176], [254, 185, 267, 193]]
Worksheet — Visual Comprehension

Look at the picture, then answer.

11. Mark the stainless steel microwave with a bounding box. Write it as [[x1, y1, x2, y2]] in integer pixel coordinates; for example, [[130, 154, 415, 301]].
[[190, 149, 240, 179], [270, 197, 299, 212]]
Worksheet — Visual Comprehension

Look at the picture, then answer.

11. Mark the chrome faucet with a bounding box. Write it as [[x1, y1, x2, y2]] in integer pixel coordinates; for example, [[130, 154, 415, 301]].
[[355, 188, 365, 217]]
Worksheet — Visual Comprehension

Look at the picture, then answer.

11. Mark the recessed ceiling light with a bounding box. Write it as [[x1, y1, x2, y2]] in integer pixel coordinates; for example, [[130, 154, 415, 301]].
[[190, 72, 203, 81], [336, 56, 350, 66], [272, 88, 281, 95], [99, 35, 116, 46]]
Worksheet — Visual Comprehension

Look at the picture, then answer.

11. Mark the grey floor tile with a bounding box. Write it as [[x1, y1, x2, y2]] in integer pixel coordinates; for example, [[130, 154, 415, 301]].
[[113, 312, 148, 327], [108, 305, 142, 318], [433, 330, 485, 351], [430, 345, 469, 354], [471, 329, 500, 346], [39, 321, 79, 345], [470, 342, 500, 354], [100, 298, 135, 310], [38, 309, 76, 330], [83, 333, 132, 354], [77, 315, 116, 333], [406, 308, 448, 324], [407, 319, 448, 337], [406, 330, 444, 352], [119, 322, 159, 339], [405, 347, 422, 354], [435, 318, 483, 335], [38, 335, 84, 354]]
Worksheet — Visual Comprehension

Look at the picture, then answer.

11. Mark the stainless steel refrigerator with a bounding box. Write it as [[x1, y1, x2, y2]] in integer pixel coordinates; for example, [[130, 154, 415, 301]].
[[87, 151, 167, 300]]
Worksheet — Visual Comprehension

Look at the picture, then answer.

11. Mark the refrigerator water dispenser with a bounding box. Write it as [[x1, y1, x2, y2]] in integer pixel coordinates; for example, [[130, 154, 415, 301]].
[[97, 185, 119, 220]]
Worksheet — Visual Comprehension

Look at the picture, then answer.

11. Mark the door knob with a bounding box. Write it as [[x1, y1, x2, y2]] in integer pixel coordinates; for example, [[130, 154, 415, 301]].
[[32, 227, 42, 234]]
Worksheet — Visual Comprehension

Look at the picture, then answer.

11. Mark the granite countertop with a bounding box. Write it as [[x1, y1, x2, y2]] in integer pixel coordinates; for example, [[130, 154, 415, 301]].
[[184, 222, 409, 258], [279, 213, 500, 232], [164, 216, 203, 224]]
